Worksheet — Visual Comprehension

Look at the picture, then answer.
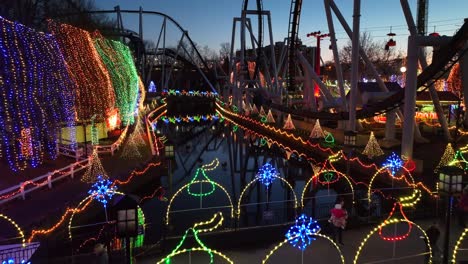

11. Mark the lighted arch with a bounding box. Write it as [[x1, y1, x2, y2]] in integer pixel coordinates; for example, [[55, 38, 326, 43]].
[[452, 227, 468, 263], [165, 180, 234, 225], [301, 169, 355, 208], [0, 213, 25, 247], [68, 191, 145, 240], [237, 175, 298, 220], [262, 233, 344, 264], [353, 219, 432, 264], [368, 166, 421, 207], [156, 247, 234, 264]]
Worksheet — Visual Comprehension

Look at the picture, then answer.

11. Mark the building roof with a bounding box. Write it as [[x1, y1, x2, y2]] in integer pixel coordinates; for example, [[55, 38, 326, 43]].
[[416, 91, 460, 103]]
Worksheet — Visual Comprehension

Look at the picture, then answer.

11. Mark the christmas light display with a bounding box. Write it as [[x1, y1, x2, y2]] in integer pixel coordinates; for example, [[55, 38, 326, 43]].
[[353, 218, 431, 264], [251, 104, 259, 115], [148, 81, 156, 92], [301, 169, 354, 208], [93, 32, 140, 125], [257, 163, 279, 187], [285, 214, 320, 250], [157, 213, 233, 264], [165, 180, 234, 225], [0, 213, 25, 247], [323, 130, 335, 147], [262, 233, 344, 264], [187, 168, 216, 197], [159, 114, 220, 124], [382, 152, 404, 176], [362, 132, 384, 158], [266, 110, 276, 123], [259, 106, 266, 116], [378, 202, 412, 241], [309, 119, 325, 139], [82, 150, 109, 183], [67, 191, 145, 241], [448, 150, 467, 170], [283, 114, 296, 130], [48, 21, 116, 121], [88, 175, 117, 207], [436, 143, 457, 172], [1, 259, 30, 264], [237, 175, 298, 219], [0, 16, 76, 171]]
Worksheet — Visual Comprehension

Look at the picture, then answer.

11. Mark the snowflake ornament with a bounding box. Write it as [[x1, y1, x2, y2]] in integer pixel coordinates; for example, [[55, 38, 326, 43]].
[[88, 175, 117, 207], [257, 163, 279, 187], [382, 152, 404, 176], [285, 214, 321, 251]]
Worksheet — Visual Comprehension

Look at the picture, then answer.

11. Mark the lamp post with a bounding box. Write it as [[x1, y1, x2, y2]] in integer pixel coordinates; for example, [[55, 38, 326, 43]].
[[165, 142, 175, 193], [115, 195, 139, 264], [438, 166, 464, 264]]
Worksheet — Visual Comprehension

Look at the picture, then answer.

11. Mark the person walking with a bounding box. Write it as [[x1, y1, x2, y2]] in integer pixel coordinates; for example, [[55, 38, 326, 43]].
[[424, 223, 441, 263], [329, 200, 348, 245]]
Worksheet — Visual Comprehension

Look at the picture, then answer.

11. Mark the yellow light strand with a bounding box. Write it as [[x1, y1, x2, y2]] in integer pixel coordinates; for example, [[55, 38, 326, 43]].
[[0, 213, 25, 247], [156, 247, 234, 264], [452, 227, 468, 263]]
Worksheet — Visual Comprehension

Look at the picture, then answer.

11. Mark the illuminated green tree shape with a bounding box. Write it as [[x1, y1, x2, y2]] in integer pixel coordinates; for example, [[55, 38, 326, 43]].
[[323, 130, 335, 147]]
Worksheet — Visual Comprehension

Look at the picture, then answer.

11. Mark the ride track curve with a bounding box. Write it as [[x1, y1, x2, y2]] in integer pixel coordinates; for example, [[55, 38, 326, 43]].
[[269, 19, 468, 120]]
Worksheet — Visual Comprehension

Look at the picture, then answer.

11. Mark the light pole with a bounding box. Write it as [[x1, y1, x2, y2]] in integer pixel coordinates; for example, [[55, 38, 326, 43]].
[[165, 142, 175, 194], [438, 166, 464, 264]]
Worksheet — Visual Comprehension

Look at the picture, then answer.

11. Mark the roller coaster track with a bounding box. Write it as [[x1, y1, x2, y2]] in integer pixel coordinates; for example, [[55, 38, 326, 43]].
[[270, 19, 468, 120], [287, 0, 303, 92], [242, 0, 263, 84]]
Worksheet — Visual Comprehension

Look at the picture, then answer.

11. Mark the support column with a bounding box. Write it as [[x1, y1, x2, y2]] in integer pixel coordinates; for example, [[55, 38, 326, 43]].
[[402, 36, 418, 159], [385, 109, 397, 140], [348, 0, 360, 131]]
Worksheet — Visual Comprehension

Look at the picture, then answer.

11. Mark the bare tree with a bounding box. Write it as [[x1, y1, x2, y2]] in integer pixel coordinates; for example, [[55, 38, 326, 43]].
[[219, 42, 231, 60], [339, 32, 403, 80]]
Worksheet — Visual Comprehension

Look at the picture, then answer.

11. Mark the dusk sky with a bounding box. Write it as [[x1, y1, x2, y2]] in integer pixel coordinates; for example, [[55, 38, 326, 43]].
[[95, 0, 467, 61]]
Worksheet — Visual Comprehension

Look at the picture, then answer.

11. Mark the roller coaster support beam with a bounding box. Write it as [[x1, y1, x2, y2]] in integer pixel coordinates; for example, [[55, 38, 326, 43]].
[[324, 0, 347, 111], [402, 35, 419, 159], [328, 0, 424, 140], [461, 42, 468, 127], [349, 0, 361, 131], [401, 0, 452, 142]]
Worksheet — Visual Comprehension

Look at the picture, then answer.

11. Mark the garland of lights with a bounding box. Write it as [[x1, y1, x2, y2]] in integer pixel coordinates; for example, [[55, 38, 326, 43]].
[[48, 20, 116, 121], [157, 212, 234, 264], [0, 213, 25, 247], [353, 219, 431, 264], [301, 169, 355, 208], [237, 175, 298, 220], [0, 16, 75, 171], [93, 32, 139, 125], [159, 114, 220, 124], [162, 89, 218, 97], [165, 180, 234, 225], [262, 233, 345, 264]]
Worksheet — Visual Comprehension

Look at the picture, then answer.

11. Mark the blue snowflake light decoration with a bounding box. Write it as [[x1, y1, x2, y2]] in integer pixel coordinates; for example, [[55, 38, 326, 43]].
[[285, 214, 320, 251], [257, 163, 279, 187], [382, 152, 404, 176], [88, 175, 117, 207]]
